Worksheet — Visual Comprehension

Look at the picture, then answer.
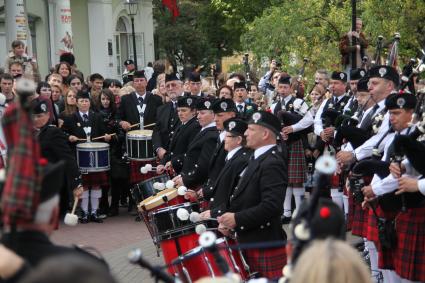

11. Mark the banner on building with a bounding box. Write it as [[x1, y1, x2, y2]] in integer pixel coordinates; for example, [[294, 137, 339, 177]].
[[54, 0, 73, 55]]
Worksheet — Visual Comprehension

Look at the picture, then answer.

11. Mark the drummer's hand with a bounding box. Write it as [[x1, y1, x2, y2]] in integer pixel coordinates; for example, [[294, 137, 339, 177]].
[[396, 177, 419, 194], [200, 210, 211, 220], [58, 119, 64, 128], [282, 126, 294, 135], [69, 135, 79, 143], [184, 190, 197, 201], [104, 134, 112, 142], [157, 148, 167, 160], [389, 162, 405, 178], [156, 164, 165, 174], [165, 161, 172, 169], [313, 149, 321, 159], [336, 151, 354, 165], [218, 223, 231, 237], [361, 185, 375, 199], [73, 185, 83, 199], [120, 121, 131, 131], [217, 213, 236, 229], [172, 175, 183, 187], [361, 200, 371, 209]]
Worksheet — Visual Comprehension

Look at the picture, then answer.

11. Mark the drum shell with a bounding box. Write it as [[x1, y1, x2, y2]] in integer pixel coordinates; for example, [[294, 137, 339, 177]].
[[126, 130, 154, 161], [130, 175, 169, 204], [151, 202, 200, 239], [76, 142, 110, 173], [161, 233, 200, 275]]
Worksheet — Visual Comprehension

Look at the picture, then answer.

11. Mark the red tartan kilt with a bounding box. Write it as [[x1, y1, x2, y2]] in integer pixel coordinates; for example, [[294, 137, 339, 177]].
[[82, 171, 109, 188], [351, 203, 369, 237], [288, 139, 306, 184], [393, 207, 425, 282], [244, 246, 287, 279], [130, 159, 157, 184]]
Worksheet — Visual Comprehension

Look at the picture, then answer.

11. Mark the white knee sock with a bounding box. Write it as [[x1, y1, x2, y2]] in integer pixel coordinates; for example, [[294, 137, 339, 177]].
[[367, 241, 380, 280], [382, 269, 401, 283], [90, 188, 102, 214], [342, 194, 349, 215], [283, 187, 293, 217], [330, 188, 344, 209], [81, 190, 89, 214], [293, 187, 305, 209]]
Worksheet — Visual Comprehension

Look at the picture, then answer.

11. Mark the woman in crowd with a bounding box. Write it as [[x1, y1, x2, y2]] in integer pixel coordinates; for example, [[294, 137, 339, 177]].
[[58, 89, 78, 127], [66, 74, 84, 93], [56, 62, 72, 84], [96, 89, 127, 216], [152, 73, 167, 102], [103, 79, 123, 108], [51, 84, 64, 114], [35, 81, 57, 124]]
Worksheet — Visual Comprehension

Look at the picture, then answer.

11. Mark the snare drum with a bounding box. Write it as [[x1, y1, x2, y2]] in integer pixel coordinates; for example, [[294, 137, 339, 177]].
[[130, 175, 169, 204], [176, 237, 249, 282], [126, 130, 154, 161], [151, 202, 200, 240], [76, 142, 110, 173]]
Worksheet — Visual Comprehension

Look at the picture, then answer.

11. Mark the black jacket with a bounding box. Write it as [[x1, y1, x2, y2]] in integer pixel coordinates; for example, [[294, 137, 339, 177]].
[[61, 111, 108, 150], [227, 146, 288, 243], [163, 116, 201, 167], [236, 102, 258, 120], [203, 139, 227, 190], [207, 147, 251, 218], [38, 125, 81, 192], [117, 92, 163, 127], [152, 101, 180, 153], [178, 126, 219, 188]]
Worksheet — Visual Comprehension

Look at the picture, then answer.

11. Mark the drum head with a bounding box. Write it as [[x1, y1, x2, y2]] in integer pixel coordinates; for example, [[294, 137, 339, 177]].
[[127, 130, 153, 139], [138, 188, 178, 211], [77, 142, 109, 149]]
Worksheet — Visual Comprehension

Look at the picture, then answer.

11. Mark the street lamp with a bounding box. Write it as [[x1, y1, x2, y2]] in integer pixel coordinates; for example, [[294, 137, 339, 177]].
[[124, 0, 139, 70]]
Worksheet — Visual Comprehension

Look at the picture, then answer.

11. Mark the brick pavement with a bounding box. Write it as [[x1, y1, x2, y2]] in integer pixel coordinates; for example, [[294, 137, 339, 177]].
[[51, 208, 165, 283]]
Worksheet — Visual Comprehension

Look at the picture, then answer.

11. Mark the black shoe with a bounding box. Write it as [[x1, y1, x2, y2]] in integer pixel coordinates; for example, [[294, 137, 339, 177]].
[[80, 211, 89, 224], [120, 199, 128, 207], [108, 207, 119, 217], [281, 216, 292, 224], [90, 213, 103, 223]]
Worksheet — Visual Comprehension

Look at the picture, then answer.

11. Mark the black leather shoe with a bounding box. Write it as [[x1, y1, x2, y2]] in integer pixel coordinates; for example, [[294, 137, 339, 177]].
[[80, 211, 89, 224], [108, 207, 119, 217], [90, 213, 103, 223]]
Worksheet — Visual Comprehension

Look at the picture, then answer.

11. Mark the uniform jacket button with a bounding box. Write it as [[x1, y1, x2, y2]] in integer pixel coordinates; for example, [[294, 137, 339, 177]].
[[240, 226, 244, 230], [260, 225, 264, 229], [267, 222, 270, 226]]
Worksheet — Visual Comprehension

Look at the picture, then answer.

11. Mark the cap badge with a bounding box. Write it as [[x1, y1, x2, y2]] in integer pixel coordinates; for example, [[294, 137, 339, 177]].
[[379, 67, 387, 77], [204, 101, 211, 109], [252, 112, 261, 123], [396, 97, 405, 108], [41, 104, 47, 112], [187, 98, 192, 106], [220, 102, 228, 111], [339, 73, 345, 80], [228, 121, 236, 131], [360, 70, 365, 77]]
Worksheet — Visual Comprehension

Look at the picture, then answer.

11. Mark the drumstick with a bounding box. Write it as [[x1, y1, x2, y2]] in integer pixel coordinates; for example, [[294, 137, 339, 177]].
[[71, 197, 79, 215], [76, 138, 87, 141], [92, 133, 117, 141], [128, 122, 156, 129]]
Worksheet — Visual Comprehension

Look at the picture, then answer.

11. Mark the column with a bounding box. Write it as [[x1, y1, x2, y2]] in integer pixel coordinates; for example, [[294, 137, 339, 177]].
[[4, 0, 33, 56]]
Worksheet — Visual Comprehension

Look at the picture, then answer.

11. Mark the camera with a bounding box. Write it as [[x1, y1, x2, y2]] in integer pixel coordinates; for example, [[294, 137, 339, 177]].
[[349, 174, 365, 204]]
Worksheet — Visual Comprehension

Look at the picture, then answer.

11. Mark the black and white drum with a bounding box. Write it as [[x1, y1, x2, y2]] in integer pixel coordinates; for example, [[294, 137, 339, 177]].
[[76, 142, 110, 173], [126, 130, 154, 161]]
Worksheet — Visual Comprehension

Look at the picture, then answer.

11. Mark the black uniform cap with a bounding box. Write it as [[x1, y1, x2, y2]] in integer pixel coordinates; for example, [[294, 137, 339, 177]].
[[224, 118, 248, 137], [248, 111, 281, 135], [331, 71, 348, 82], [211, 98, 237, 113], [368, 65, 400, 87]]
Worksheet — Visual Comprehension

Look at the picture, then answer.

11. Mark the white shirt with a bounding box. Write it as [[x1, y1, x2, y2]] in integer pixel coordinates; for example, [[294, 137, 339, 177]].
[[314, 94, 349, 136], [136, 92, 146, 101], [201, 121, 216, 132], [355, 101, 394, 160], [219, 131, 226, 143], [79, 111, 89, 119], [254, 144, 275, 159], [226, 146, 242, 160]]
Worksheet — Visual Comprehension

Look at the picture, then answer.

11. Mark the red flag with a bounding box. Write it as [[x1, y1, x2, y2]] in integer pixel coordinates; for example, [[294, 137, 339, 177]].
[[162, 0, 180, 20]]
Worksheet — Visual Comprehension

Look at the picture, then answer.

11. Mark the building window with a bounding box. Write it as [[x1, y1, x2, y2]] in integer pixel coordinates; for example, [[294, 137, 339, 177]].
[[114, 16, 145, 76]]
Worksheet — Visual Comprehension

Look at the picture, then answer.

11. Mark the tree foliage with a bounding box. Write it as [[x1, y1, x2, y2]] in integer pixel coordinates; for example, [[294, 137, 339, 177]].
[[242, 0, 425, 78]]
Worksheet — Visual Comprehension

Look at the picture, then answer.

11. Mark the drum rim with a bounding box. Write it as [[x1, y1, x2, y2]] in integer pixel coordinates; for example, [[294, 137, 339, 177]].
[[139, 174, 169, 185], [151, 202, 196, 214], [77, 142, 110, 149], [138, 188, 178, 211]]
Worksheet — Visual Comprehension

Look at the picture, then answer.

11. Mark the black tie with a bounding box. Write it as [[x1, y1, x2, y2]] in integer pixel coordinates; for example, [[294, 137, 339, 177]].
[[83, 113, 89, 122], [359, 104, 379, 130], [238, 105, 244, 113], [138, 96, 144, 105]]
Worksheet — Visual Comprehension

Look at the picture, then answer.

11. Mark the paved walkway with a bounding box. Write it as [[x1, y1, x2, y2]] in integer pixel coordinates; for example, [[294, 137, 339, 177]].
[[51, 208, 164, 283]]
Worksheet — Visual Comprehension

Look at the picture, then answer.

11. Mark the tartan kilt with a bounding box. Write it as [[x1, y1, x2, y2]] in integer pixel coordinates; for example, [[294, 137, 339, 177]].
[[393, 207, 425, 282], [244, 246, 287, 279], [347, 188, 354, 231], [129, 159, 157, 184], [351, 203, 369, 237], [81, 171, 109, 189], [288, 139, 306, 185]]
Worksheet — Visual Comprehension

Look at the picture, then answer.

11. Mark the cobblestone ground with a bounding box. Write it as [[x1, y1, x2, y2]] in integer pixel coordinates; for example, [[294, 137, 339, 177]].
[[51, 208, 164, 283]]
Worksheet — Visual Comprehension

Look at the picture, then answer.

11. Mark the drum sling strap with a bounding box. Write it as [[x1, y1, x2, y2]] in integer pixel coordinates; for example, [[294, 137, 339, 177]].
[[136, 103, 147, 130]]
